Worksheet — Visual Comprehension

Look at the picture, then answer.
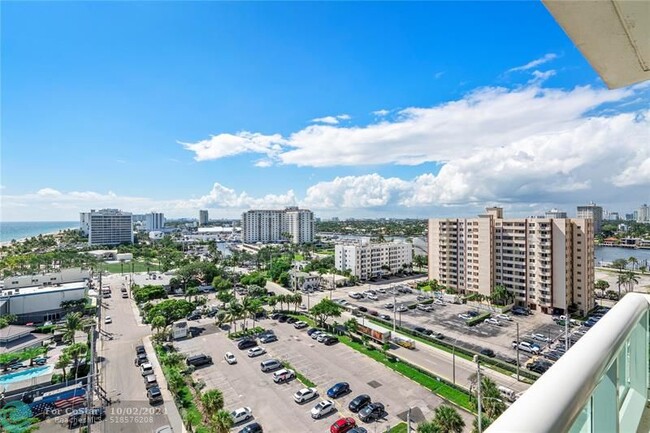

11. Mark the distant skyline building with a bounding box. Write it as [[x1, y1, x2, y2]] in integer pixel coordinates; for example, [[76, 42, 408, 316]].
[[428, 207, 594, 316], [545, 208, 567, 218], [335, 240, 413, 280], [144, 212, 165, 231], [637, 204, 650, 223], [241, 207, 314, 244], [199, 210, 209, 226], [577, 202, 603, 234], [81, 209, 133, 245]]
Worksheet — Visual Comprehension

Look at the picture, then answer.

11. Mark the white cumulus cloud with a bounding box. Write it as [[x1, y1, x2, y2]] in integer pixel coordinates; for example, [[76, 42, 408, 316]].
[[508, 53, 558, 72]]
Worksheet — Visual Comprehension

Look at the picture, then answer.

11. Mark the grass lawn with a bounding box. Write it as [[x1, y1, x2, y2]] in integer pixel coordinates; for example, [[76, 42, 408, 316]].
[[388, 423, 408, 433], [102, 260, 160, 273], [294, 253, 305, 261]]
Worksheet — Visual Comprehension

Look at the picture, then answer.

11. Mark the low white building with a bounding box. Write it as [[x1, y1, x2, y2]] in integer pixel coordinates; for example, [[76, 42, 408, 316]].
[[3, 268, 91, 290], [172, 320, 188, 339], [335, 241, 413, 280], [289, 271, 321, 291], [0, 281, 88, 324]]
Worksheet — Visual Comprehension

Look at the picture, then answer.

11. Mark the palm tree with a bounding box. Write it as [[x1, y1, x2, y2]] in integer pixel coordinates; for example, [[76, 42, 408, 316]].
[[20, 346, 46, 367], [625, 270, 639, 292], [491, 284, 509, 306], [413, 255, 426, 272], [210, 409, 233, 433], [226, 300, 244, 334], [617, 272, 628, 299], [185, 286, 200, 303], [201, 389, 224, 418], [54, 353, 71, 382], [345, 318, 359, 335], [59, 312, 90, 343], [292, 293, 303, 312], [471, 415, 493, 433], [432, 405, 465, 433], [639, 265, 648, 275], [628, 256, 639, 271], [469, 377, 506, 420], [418, 421, 442, 433], [151, 315, 167, 339], [267, 296, 278, 312]]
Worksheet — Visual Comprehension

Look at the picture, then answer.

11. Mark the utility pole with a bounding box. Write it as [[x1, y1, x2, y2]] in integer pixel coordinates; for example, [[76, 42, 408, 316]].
[[516, 322, 520, 382], [475, 355, 482, 433], [406, 407, 411, 433], [393, 285, 397, 332]]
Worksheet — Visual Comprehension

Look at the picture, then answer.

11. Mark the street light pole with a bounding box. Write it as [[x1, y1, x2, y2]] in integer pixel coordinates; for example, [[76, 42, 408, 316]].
[[392, 285, 397, 332], [474, 355, 483, 433], [516, 322, 520, 382]]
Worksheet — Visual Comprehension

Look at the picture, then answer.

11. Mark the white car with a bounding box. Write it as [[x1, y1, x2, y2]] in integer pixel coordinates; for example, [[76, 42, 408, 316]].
[[366, 293, 379, 301], [349, 292, 362, 299], [272, 368, 295, 383], [458, 313, 471, 320], [311, 399, 335, 419], [317, 333, 332, 343], [224, 352, 237, 364], [104, 316, 112, 324], [417, 304, 433, 312], [247, 347, 266, 357], [384, 303, 394, 310], [293, 387, 318, 403], [230, 407, 252, 424], [311, 331, 323, 340], [433, 299, 445, 306], [376, 288, 386, 294], [532, 333, 551, 343], [485, 318, 501, 326], [496, 314, 512, 321], [396, 305, 408, 313]]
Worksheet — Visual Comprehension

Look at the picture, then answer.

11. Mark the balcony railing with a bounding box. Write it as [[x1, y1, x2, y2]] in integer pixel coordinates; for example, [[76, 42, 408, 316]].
[[487, 293, 649, 433]]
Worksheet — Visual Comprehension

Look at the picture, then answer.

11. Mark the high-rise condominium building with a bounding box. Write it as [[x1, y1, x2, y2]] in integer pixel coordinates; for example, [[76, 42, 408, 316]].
[[144, 212, 165, 231], [199, 210, 209, 226], [335, 241, 413, 280], [637, 204, 649, 223], [81, 209, 134, 245], [429, 207, 594, 315], [546, 208, 567, 218], [241, 207, 314, 244], [577, 202, 603, 234]]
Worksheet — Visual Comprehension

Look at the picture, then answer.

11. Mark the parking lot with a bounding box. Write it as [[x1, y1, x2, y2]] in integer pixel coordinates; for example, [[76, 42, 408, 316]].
[[174, 317, 474, 432]]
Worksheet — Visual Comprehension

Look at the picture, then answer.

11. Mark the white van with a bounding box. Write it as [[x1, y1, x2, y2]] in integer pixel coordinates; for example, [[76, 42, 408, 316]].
[[498, 386, 517, 402]]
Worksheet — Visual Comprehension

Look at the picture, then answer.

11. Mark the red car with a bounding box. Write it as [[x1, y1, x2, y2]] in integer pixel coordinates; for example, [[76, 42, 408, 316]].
[[330, 417, 356, 433]]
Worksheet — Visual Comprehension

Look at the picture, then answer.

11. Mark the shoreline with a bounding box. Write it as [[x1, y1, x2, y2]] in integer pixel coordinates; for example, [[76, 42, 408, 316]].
[[0, 228, 77, 248]]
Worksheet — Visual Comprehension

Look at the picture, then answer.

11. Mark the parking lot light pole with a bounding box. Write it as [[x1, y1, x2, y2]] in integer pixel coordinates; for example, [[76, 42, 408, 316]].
[[392, 285, 397, 332], [474, 355, 483, 433], [516, 322, 520, 382]]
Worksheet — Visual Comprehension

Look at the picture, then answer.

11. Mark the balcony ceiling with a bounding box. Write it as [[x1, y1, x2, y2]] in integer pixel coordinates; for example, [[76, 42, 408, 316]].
[[543, 0, 650, 88]]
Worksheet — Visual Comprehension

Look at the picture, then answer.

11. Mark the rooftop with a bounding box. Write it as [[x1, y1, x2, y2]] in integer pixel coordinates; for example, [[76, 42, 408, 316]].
[[0, 281, 88, 297]]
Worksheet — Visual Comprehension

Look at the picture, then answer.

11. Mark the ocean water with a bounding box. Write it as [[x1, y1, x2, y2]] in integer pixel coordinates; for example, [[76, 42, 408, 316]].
[[0, 221, 78, 243], [595, 246, 650, 268]]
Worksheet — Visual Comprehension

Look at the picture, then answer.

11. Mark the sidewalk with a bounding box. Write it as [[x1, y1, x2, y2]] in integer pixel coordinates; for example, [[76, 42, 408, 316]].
[[143, 336, 187, 433]]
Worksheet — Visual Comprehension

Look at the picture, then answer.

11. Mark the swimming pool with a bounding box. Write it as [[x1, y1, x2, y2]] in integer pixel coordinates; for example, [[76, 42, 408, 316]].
[[0, 365, 54, 385]]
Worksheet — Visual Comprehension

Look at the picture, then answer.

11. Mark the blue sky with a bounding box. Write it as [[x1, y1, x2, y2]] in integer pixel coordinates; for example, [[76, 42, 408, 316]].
[[2, 2, 649, 221]]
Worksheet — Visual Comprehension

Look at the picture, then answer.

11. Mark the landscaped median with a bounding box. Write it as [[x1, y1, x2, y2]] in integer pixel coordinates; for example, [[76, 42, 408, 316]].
[[226, 326, 265, 340], [466, 312, 491, 327]]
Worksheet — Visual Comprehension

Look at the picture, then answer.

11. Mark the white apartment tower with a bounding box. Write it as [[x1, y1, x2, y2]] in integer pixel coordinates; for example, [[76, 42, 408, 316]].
[[241, 207, 314, 244], [144, 212, 165, 231], [546, 209, 567, 218], [577, 202, 603, 234], [81, 209, 134, 245], [335, 241, 413, 280], [429, 207, 594, 316], [199, 210, 209, 226], [637, 204, 650, 223]]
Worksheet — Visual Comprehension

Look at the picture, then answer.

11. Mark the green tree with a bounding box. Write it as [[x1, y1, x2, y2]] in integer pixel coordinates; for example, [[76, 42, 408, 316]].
[[58, 312, 91, 343], [628, 256, 639, 271], [201, 389, 225, 418], [185, 286, 200, 303], [145, 299, 195, 325], [413, 255, 427, 272], [612, 258, 628, 273], [617, 272, 628, 299], [267, 295, 278, 312], [639, 265, 648, 275], [226, 300, 244, 334], [418, 421, 442, 433], [209, 409, 233, 433], [211, 275, 232, 292], [470, 376, 506, 420], [625, 270, 639, 292], [20, 346, 47, 367], [471, 415, 493, 433], [310, 299, 342, 327], [491, 284, 510, 306], [345, 318, 359, 335], [216, 289, 235, 307], [151, 315, 167, 339], [0, 314, 17, 329], [54, 353, 71, 381], [432, 405, 465, 433]]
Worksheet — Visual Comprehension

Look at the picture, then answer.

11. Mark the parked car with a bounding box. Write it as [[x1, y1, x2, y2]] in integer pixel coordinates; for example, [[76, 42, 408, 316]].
[[323, 336, 339, 346], [311, 331, 324, 340], [358, 306, 368, 313], [379, 314, 391, 321], [384, 303, 394, 310], [317, 333, 332, 343], [238, 422, 263, 433], [293, 387, 318, 403], [417, 304, 433, 312], [366, 294, 378, 301], [480, 348, 495, 358], [495, 313, 512, 321], [458, 314, 471, 320], [359, 402, 385, 422], [286, 317, 298, 324], [237, 339, 257, 350], [272, 369, 295, 383], [230, 407, 253, 424], [433, 299, 445, 306], [140, 363, 154, 376], [532, 333, 551, 343], [186, 354, 213, 367], [135, 345, 146, 355], [247, 347, 266, 358], [147, 386, 164, 405], [278, 315, 288, 323], [311, 399, 335, 419], [143, 374, 158, 389], [260, 359, 282, 372], [294, 321, 308, 329], [330, 417, 357, 433], [259, 334, 278, 343], [134, 353, 148, 366], [512, 341, 540, 355], [307, 328, 320, 336], [349, 292, 363, 299], [348, 428, 368, 433], [348, 394, 371, 413], [271, 313, 281, 320], [396, 305, 408, 313], [327, 382, 350, 398], [224, 352, 237, 365], [485, 318, 501, 326], [186, 312, 201, 321]]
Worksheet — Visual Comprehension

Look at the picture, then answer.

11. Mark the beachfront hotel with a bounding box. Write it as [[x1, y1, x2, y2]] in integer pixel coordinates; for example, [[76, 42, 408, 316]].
[[335, 240, 413, 280], [241, 207, 314, 244], [428, 207, 594, 316], [80, 208, 134, 245]]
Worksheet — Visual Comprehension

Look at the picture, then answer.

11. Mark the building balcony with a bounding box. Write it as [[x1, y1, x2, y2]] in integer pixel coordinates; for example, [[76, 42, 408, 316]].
[[487, 293, 649, 433]]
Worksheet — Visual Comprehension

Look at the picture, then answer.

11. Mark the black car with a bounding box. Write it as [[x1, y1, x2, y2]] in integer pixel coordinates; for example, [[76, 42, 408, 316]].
[[134, 353, 148, 366], [135, 345, 146, 355], [147, 386, 164, 405], [237, 339, 257, 350], [307, 328, 320, 336], [467, 310, 479, 317], [379, 314, 391, 321], [414, 326, 427, 334], [271, 313, 281, 320], [359, 402, 385, 422], [480, 348, 495, 358], [239, 423, 263, 433], [187, 313, 201, 320], [186, 354, 213, 367], [348, 394, 371, 413], [327, 382, 350, 398], [323, 336, 339, 346], [358, 306, 368, 313], [286, 317, 298, 324], [278, 315, 289, 323]]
